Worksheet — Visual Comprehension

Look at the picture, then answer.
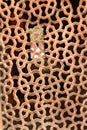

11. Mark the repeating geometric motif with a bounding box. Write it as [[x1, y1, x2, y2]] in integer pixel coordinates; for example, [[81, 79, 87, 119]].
[[0, 0, 87, 130]]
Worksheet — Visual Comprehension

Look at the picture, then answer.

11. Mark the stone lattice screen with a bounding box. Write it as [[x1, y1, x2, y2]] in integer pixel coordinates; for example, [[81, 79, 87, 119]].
[[0, 0, 87, 130]]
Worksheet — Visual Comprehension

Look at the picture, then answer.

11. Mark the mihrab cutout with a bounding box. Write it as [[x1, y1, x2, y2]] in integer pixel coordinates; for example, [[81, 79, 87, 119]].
[[29, 27, 45, 59]]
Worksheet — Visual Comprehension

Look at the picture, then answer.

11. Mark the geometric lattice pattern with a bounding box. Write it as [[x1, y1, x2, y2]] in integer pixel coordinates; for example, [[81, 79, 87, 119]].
[[0, 0, 87, 130]]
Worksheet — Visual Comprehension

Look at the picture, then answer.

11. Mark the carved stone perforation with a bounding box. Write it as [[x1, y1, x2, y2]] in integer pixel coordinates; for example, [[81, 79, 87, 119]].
[[0, 0, 87, 130]]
